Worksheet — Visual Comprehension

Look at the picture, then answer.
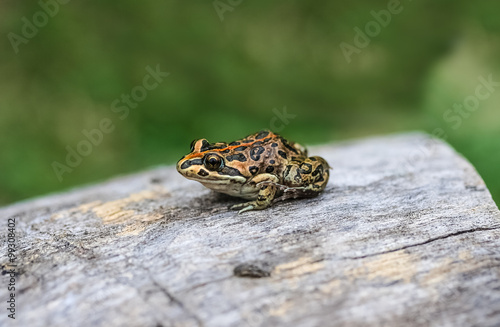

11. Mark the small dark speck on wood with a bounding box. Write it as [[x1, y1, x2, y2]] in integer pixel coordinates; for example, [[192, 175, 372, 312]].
[[234, 263, 272, 278]]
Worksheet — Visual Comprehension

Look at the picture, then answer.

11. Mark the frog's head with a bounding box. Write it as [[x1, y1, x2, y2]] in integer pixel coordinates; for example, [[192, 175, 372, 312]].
[[176, 139, 248, 187]]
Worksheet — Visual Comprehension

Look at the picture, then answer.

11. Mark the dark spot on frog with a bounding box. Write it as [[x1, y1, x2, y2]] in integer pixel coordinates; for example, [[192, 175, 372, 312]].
[[262, 137, 271, 143], [233, 263, 271, 278], [253, 141, 263, 146], [218, 166, 244, 177], [270, 160, 275, 164], [226, 153, 247, 162], [265, 166, 274, 173], [180, 158, 203, 169], [229, 141, 240, 146], [271, 143, 278, 147], [221, 149, 230, 154], [250, 146, 265, 161], [299, 163, 312, 174], [278, 150, 287, 159], [197, 169, 209, 177], [312, 165, 325, 182], [256, 130, 270, 139], [312, 165, 324, 177], [249, 166, 259, 175], [310, 157, 317, 161], [200, 140, 211, 152], [234, 146, 247, 152], [284, 142, 299, 154]]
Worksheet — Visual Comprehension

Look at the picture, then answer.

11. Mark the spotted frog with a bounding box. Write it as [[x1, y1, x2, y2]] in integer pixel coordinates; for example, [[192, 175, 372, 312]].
[[176, 130, 330, 213]]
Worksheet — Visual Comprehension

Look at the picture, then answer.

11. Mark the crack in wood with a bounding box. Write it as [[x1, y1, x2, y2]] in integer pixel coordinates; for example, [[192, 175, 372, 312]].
[[144, 268, 204, 327], [182, 276, 233, 293], [345, 225, 500, 260]]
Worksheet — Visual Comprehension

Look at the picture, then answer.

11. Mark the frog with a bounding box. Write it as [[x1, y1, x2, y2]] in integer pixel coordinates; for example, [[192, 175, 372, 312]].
[[176, 130, 330, 213]]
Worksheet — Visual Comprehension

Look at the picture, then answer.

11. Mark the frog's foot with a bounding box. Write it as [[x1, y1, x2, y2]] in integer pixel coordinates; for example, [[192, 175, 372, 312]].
[[230, 201, 266, 214], [273, 186, 309, 201], [274, 184, 326, 202], [283, 186, 307, 192]]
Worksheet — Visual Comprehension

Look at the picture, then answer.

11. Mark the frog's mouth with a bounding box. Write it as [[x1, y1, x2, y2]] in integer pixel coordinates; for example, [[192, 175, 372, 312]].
[[200, 178, 252, 198], [184, 175, 246, 185]]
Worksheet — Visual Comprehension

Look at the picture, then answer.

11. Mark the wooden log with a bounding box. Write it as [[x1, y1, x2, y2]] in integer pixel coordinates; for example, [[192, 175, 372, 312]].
[[1, 132, 499, 327]]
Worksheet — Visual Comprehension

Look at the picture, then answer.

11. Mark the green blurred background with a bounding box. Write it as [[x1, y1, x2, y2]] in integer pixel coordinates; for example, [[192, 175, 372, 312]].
[[1, 1, 499, 206]]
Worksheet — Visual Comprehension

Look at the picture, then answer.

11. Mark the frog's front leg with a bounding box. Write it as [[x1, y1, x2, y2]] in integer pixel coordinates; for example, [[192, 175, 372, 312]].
[[230, 174, 278, 214]]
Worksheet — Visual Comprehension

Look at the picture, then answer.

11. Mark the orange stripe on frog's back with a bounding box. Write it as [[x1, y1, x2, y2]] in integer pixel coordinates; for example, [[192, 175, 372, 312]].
[[182, 132, 278, 161]]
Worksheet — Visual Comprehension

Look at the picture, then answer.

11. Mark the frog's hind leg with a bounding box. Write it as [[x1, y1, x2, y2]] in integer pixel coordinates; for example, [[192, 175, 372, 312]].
[[303, 156, 330, 193], [281, 156, 330, 200]]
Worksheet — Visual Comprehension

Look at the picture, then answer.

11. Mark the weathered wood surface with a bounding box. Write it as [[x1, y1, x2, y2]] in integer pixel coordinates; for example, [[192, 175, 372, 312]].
[[1, 132, 500, 327]]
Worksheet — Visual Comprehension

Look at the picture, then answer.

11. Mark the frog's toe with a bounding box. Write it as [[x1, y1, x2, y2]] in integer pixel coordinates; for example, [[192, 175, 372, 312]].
[[237, 205, 256, 214], [230, 202, 256, 214], [284, 186, 307, 192]]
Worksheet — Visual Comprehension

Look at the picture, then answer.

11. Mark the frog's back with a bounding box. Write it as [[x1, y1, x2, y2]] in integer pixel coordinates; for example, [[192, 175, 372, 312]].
[[235, 130, 306, 181]]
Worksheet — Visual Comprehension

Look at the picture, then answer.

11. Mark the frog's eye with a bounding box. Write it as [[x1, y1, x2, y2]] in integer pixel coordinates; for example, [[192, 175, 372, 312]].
[[203, 153, 223, 171], [190, 139, 197, 152]]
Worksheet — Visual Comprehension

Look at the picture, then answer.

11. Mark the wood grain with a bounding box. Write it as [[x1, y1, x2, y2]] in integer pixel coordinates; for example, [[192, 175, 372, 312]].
[[1, 133, 499, 327]]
